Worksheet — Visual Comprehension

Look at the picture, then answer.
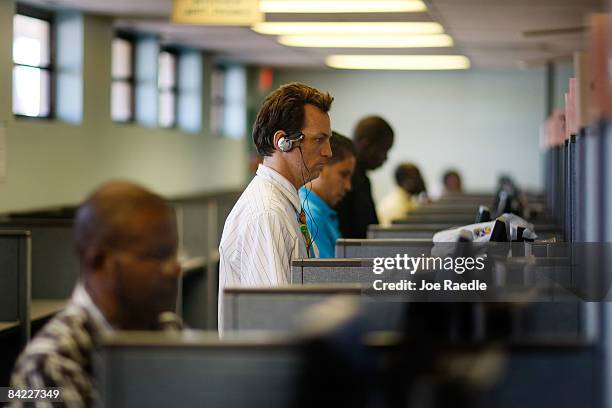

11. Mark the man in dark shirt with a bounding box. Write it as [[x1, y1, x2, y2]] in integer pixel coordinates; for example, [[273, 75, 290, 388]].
[[335, 116, 394, 238]]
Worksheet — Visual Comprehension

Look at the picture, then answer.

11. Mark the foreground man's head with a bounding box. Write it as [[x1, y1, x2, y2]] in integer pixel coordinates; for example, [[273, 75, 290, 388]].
[[74, 180, 180, 330]]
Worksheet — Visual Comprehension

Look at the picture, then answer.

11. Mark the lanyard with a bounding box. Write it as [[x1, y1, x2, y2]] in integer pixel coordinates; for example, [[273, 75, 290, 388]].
[[298, 209, 315, 258]]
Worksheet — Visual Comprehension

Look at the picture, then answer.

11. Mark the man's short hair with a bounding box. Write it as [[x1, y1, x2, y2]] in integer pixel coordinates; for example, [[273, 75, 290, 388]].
[[328, 131, 356, 165], [252, 82, 334, 156], [353, 116, 394, 146], [74, 181, 171, 257]]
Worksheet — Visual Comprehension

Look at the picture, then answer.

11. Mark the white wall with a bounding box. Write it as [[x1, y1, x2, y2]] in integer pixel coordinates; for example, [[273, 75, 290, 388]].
[[0, 2, 248, 213], [273, 67, 549, 204]]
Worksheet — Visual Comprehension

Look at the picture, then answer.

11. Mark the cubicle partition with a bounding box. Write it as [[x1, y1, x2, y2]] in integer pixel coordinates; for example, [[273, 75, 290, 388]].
[[410, 204, 481, 214], [0, 219, 78, 387], [290, 254, 591, 341], [291, 259, 374, 285], [393, 213, 479, 225], [173, 199, 209, 329], [335, 238, 433, 258], [0, 219, 77, 324], [96, 333, 300, 408], [95, 332, 601, 408], [0, 231, 31, 346], [436, 193, 496, 204], [367, 223, 562, 240], [0, 231, 31, 387], [223, 285, 362, 332], [172, 190, 241, 329], [367, 224, 445, 239], [393, 213, 557, 226]]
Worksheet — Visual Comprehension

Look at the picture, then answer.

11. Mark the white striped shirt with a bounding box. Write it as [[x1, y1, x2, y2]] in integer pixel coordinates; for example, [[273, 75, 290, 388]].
[[218, 164, 311, 332]]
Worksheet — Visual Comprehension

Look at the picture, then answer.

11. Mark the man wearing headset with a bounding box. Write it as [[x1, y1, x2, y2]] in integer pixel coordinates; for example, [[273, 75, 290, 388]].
[[217, 82, 333, 332]]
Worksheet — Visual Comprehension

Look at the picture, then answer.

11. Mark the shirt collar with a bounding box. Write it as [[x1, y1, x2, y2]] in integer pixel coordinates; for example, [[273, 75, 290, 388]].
[[300, 187, 336, 218], [256, 164, 302, 213], [71, 283, 113, 332]]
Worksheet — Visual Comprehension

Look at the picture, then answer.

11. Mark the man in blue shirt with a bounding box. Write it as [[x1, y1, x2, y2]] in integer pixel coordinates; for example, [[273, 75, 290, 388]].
[[299, 132, 356, 258]]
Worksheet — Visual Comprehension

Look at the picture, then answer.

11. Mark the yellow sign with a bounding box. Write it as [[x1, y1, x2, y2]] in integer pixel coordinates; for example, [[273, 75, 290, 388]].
[[172, 0, 263, 25]]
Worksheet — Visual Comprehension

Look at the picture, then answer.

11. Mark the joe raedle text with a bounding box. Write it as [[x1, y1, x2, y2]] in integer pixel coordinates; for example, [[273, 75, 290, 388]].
[[372, 279, 487, 292], [371, 254, 488, 293]]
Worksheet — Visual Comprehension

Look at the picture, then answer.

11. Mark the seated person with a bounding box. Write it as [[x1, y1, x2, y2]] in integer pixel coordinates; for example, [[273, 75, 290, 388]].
[[299, 132, 356, 258], [335, 116, 394, 238], [378, 163, 428, 226], [10, 181, 183, 407], [442, 169, 463, 195]]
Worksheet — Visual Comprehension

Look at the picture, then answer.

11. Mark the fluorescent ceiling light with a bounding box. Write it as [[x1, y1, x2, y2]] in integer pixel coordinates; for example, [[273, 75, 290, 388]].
[[260, 0, 427, 13], [326, 55, 471, 70], [278, 34, 453, 48], [252, 22, 443, 35]]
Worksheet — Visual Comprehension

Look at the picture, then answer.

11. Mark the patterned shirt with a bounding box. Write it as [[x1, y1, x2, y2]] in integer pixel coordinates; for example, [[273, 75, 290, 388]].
[[9, 285, 182, 407], [218, 164, 313, 332]]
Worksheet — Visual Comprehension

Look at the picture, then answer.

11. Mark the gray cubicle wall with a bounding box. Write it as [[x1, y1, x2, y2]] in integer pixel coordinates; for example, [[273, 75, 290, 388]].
[[367, 224, 448, 239], [0, 220, 77, 300], [393, 214, 558, 226], [223, 285, 362, 332], [173, 200, 209, 329], [368, 224, 562, 240], [410, 204, 481, 214], [172, 190, 241, 330], [393, 213, 478, 225], [96, 334, 300, 408], [291, 259, 374, 285], [436, 193, 496, 204], [335, 238, 433, 258], [175, 201, 209, 262], [290, 257, 588, 339], [0, 231, 31, 346], [96, 333, 601, 408]]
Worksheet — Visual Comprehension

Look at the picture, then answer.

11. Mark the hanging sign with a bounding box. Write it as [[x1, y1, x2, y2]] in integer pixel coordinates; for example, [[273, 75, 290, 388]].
[[172, 0, 263, 25]]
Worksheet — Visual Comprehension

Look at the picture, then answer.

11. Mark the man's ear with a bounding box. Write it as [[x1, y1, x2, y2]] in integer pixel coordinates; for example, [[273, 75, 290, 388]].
[[83, 245, 107, 272], [272, 130, 287, 151]]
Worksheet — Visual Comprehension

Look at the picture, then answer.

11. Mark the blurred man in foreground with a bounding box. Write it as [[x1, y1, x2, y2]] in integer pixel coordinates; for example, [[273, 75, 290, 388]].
[[10, 181, 182, 407]]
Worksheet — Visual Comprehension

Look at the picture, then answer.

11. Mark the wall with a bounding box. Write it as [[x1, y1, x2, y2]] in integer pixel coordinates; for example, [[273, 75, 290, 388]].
[[0, 1, 248, 213], [273, 67, 551, 204]]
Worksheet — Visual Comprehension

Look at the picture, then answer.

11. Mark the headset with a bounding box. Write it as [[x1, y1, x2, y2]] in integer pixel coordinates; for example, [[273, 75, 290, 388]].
[[277, 131, 304, 153], [275, 130, 321, 255]]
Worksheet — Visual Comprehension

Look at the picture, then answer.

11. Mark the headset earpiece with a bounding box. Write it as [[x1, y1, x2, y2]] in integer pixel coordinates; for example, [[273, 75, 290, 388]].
[[277, 131, 304, 153], [278, 136, 292, 152]]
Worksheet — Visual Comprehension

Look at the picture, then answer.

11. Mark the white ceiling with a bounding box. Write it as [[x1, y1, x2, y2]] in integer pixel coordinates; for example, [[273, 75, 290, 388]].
[[24, 0, 605, 68]]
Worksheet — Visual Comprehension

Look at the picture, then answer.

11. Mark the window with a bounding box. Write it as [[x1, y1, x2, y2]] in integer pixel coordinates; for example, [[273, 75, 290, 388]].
[[177, 51, 202, 133], [111, 34, 135, 122], [158, 49, 177, 128], [210, 66, 225, 136], [12, 7, 53, 118], [134, 36, 158, 127], [211, 65, 246, 139]]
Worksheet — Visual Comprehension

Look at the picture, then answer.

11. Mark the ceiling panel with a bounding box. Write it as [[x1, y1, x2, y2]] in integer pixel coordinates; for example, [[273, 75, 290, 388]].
[[23, 0, 606, 68]]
